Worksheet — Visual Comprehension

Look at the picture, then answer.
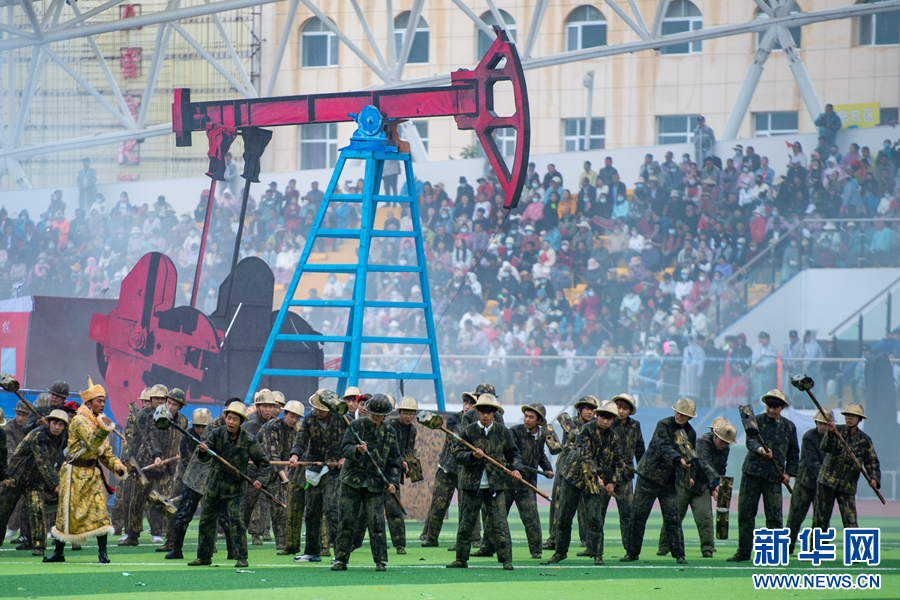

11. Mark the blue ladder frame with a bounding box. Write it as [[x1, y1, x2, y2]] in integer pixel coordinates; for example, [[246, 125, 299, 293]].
[[245, 148, 445, 410]]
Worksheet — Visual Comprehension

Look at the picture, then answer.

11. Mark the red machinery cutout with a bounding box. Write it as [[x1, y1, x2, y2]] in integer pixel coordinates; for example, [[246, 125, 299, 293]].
[[173, 28, 530, 208]]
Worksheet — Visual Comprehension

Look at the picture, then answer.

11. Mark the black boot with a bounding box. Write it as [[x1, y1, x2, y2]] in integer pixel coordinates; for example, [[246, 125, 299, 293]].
[[165, 527, 187, 560], [97, 535, 110, 564], [43, 540, 65, 563]]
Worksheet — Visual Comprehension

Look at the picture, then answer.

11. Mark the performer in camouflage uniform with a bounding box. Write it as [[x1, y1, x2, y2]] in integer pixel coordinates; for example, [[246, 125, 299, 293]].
[[23, 381, 69, 435], [420, 392, 479, 548], [602, 393, 644, 555], [787, 410, 829, 553], [623, 398, 698, 564], [189, 402, 272, 568], [659, 421, 735, 557], [446, 394, 524, 571], [480, 402, 559, 559], [49, 379, 127, 564], [331, 394, 401, 572], [543, 395, 597, 550], [291, 389, 346, 562], [257, 399, 303, 551], [380, 396, 418, 554], [113, 389, 149, 537], [3, 402, 28, 545], [728, 389, 799, 562], [162, 407, 212, 559], [0, 409, 68, 557], [812, 403, 881, 532], [242, 390, 280, 544], [121, 384, 175, 545], [548, 400, 624, 565]]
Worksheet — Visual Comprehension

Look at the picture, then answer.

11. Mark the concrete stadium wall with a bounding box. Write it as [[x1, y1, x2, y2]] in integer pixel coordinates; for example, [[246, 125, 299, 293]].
[[716, 268, 900, 349]]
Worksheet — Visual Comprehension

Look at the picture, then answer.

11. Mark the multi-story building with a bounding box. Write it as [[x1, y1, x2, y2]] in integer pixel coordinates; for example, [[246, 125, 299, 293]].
[[259, 0, 900, 173]]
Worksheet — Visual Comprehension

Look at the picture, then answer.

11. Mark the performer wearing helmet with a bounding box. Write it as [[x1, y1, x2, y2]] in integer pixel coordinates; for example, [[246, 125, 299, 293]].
[[420, 390, 480, 548], [288, 389, 347, 563], [728, 390, 799, 562], [623, 398, 698, 564], [121, 384, 172, 546], [257, 397, 303, 552], [159, 407, 212, 559], [812, 404, 881, 532], [0, 409, 69, 558], [547, 400, 623, 566], [658, 421, 736, 558], [543, 395, 596, 550], [603, 393, 644, 556], [23, 381, 69, 434], [382, 396, 420, 555], [786, 409, 830, 554], [189, 401, 272, 568], [446, 393, 524, 571], [48, 379, 127, 564], [243, 389, 281, 545], [331, 393, 402, 572], [112, 388, 150, 537]]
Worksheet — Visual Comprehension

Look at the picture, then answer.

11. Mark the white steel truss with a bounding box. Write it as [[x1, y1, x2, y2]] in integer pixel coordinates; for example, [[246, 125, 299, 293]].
[[1, 0, 899, 186]]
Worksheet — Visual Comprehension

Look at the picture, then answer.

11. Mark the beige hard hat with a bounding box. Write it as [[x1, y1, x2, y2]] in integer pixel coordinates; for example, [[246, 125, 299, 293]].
[[574, 395, 600, 411], [461, 391, 478, 404], [283, 400, 305, 417], [762, 388, 788, 407], [611, 392, 636, 415], [397, 396, 418, 411], [385, 393, 396, 410], [139, 387, 152, 402], [841, 403, 866, 419], [472, 393, 504, 414], [191, 408, 212, 426], [148, 383, 168, 399], [814, 409, 834, 424], [47, 408, 69, 425], [342, 386, 361, 399], [223, 401, 249, 422], [254, 389, 279, 405], [709, 416, 730, 430], [47, 409, 69, 425], [672, 398, 698, 419], [521, 402, 546, 423], [15, 401, 29, 414], [271, 391, 286, 406], [593, 400, 618, 417], [714, 423, 737, 445], [0, 407, 5, 426]]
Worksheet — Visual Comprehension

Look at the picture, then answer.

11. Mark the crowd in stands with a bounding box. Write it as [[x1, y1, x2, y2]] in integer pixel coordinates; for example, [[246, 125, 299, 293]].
[[5, 114, 900, 405]]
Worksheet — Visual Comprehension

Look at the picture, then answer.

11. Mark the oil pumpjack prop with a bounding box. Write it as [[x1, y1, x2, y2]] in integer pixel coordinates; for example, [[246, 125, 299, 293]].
[[90, 28, 529, 420]]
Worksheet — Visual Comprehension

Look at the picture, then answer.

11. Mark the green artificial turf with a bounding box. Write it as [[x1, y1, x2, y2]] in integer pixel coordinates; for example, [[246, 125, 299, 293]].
[[1, 508, 897, 600]]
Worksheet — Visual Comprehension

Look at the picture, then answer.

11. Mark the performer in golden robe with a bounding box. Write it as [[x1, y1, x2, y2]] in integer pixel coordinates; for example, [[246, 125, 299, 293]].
[[46, 378, 127, 564]]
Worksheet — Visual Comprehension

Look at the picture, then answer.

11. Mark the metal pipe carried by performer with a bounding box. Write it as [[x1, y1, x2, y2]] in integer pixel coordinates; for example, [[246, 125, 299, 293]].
[[418, 411, 550, 500], [790, 374, 886, 505], [153, 405, 285, 508]]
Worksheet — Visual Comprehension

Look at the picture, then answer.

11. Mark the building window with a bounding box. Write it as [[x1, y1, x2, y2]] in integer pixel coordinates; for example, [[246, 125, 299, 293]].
[[478, 10, 516, 59], [661, 0, 702, 55], [400, 121, 429, 153], [858, 0, 900, 46], [881, 108, 899, 124], [300, 123, 338, 170], [754, 112, 799, 137], [657, 115, 698, 145], [494, 127, 518, 156], [301, 18, 339, 67], [566, 6, 607, 51], [563, 118, 606, 151], [394, 12, 429, 64], [755, 4, 801, 50]]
